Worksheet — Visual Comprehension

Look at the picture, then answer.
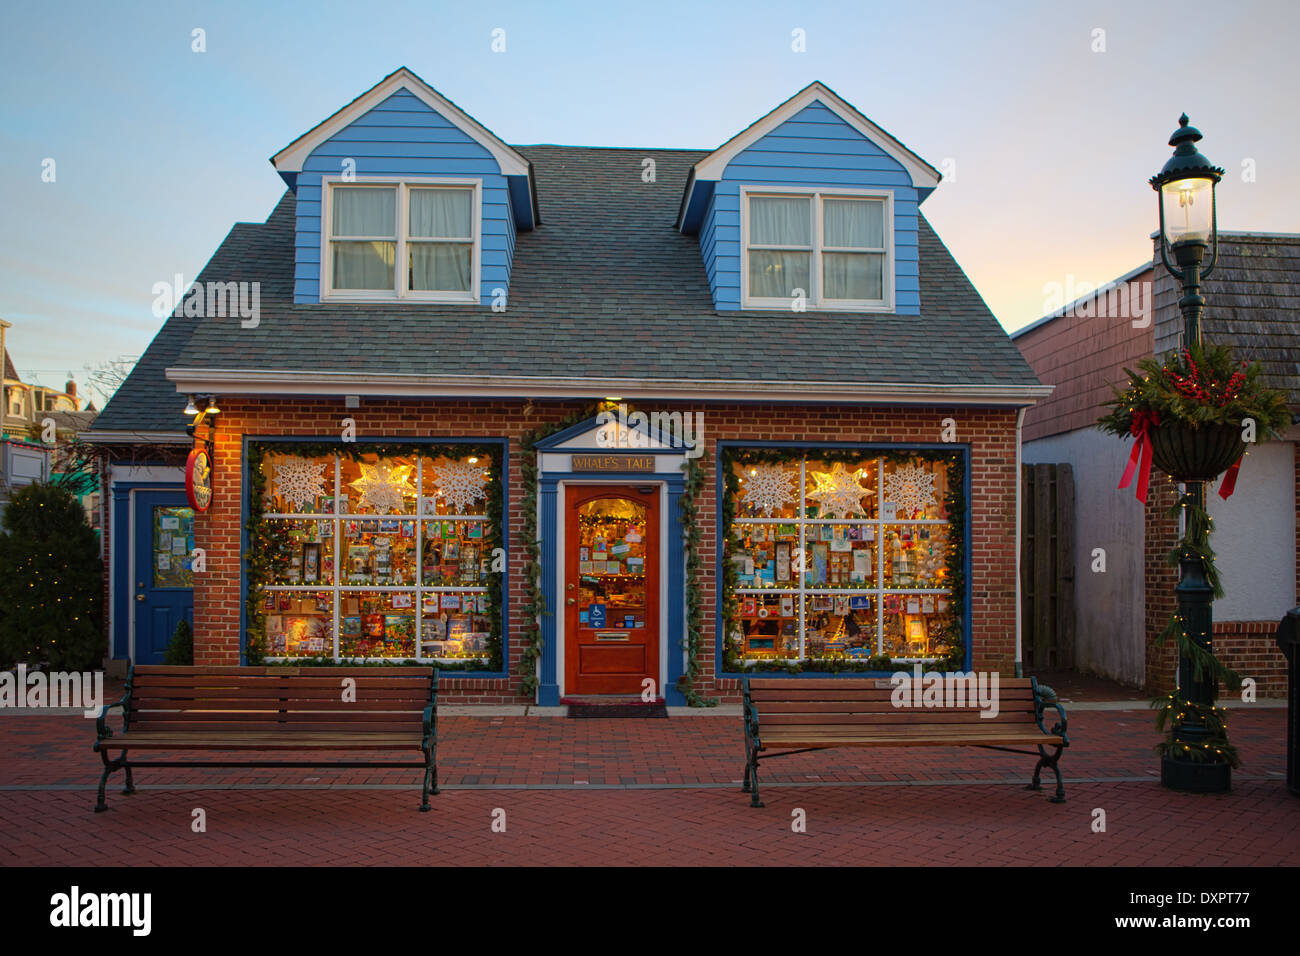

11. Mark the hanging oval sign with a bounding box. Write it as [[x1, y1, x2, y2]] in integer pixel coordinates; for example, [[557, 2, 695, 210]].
[[185, 448, 213, 511]]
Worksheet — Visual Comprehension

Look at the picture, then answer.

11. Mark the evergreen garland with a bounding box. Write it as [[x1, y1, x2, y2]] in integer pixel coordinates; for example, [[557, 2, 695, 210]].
[[676, 450, 718, 706], [719, 445, 967, 675], [515, 406, 597, 697], [244, 439, 504, 671]]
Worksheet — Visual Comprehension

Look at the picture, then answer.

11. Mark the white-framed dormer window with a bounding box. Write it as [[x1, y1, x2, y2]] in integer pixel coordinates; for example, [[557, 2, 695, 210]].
[[321, 177, 480, 303], [740, 186, 893, 311]]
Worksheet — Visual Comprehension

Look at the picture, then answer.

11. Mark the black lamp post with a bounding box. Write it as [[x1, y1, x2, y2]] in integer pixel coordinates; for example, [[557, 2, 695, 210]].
[[1150, 115, 1228, 792]]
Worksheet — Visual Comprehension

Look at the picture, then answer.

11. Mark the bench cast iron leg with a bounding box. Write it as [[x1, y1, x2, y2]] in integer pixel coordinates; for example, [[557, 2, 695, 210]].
[[742, 757, 752, 794], [123, 753, 136, 795], [1028, 744, 1065, 803], [420, 740, 438, 811], [748, 749, 764, 809], [95, 749, 126, 812]]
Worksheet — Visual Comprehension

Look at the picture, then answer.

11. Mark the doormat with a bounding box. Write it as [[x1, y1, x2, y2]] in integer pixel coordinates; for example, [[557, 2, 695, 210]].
[[564, 699, 668, 718]]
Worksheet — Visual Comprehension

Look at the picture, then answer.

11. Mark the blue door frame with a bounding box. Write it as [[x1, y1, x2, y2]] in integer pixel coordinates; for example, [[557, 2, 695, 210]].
[[538, 471, 687, 706], [122, 487, 194, 664]]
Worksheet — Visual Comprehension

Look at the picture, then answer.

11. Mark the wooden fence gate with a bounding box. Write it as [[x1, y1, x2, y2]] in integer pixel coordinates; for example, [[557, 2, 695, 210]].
[[1021, 463, 1075, 670]]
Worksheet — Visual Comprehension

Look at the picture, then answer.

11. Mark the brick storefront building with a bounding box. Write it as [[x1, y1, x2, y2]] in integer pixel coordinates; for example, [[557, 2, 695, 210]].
[[89, 70, 1047, 703]]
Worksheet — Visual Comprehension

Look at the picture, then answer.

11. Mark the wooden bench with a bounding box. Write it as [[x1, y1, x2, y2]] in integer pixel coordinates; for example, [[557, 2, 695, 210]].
[[93, 665, 438, 812], [742, 675, 1069, 807]]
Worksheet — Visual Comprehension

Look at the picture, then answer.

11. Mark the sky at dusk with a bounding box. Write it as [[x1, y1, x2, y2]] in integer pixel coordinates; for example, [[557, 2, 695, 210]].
[[1, 0, 1296, 407]]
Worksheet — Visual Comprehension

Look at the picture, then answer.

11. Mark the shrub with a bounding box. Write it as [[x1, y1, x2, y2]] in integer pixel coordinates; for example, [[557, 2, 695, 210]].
[[0, 483, 104, 670], [164, 618, 194, 665]]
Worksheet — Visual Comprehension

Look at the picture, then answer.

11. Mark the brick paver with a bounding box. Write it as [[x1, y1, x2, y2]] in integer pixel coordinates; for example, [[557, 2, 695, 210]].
[[1, 707, 1296, 866]]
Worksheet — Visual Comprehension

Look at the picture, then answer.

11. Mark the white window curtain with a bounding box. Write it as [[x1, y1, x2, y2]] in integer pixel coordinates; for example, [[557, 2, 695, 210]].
[[823, 199, 885, 301], [409, 188, 473, 292], [410, 244, 472, 292], [749, 196, 811, 298], [332, 188, 397, 291], [409, 188, 472, 239]]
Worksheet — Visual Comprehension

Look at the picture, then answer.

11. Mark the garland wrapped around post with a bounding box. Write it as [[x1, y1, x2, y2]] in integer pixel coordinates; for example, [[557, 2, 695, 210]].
[[245, 439, 505, 671], [719, 446, 966, 675], [677, 450, 718, 706]]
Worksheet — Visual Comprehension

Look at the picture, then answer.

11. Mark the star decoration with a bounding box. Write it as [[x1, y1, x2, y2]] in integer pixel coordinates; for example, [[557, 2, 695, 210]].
[[807, 462, 869, 519], [349, 460, 415, 514], [742, 464, 797, 516], [273, 456, 328, 512], [884, 462, 937, 518], [428, 459, 488, 514]]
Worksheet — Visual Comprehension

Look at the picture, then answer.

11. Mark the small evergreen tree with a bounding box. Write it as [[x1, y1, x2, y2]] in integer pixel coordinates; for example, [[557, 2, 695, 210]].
[[164, 618, 194, 665], [0, 483, 105, 670]]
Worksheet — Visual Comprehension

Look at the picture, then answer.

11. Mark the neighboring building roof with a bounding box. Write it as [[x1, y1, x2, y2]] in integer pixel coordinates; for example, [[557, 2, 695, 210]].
[[46, 410, 98, 433], [3, 349, 18, 382], [1010, 262, 1152, 340], [1152, 232, 1300, 408]]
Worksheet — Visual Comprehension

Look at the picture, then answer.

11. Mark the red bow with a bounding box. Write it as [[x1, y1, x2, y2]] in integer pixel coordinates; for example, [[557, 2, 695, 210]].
[[1217, 455, 1242, 500], [1118, 410, 1160, 504]]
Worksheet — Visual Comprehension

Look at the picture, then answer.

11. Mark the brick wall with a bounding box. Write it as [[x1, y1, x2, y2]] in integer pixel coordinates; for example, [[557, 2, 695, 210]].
[[1143, 471, 1180, 695], [193, 398, 1020, 703], [1213, 621, 1288, 698]]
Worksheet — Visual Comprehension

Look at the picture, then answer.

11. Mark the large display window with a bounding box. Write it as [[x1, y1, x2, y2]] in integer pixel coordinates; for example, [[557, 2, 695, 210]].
[[248, 443, 503, 666], [722, 447, 965, 669]]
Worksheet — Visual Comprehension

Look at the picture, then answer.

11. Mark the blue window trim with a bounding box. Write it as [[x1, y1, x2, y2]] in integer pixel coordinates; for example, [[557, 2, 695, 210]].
[[240, 435, 509, 675], [715, 439, 972, 679], [536, 469, 688, 707], [109, 477, 187, 661]]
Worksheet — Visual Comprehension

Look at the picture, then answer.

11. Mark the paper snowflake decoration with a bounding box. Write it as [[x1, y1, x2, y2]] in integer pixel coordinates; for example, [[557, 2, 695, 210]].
[[884, 463, 937, 517], [741, 464, 797, 516], [273, 456, 328, 511], [807, 462, 869, 519], [348, 460, 416, 514], [428, 459, 488, 514]]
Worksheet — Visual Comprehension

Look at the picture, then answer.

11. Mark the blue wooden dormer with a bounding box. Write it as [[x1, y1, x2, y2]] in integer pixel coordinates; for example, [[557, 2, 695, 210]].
[[678, 82, 941, 315], [272, 68, 537, 306]]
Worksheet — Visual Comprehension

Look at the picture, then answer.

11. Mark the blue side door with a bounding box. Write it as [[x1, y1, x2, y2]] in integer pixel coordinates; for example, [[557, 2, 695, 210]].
[[133, 490, 195, 664]]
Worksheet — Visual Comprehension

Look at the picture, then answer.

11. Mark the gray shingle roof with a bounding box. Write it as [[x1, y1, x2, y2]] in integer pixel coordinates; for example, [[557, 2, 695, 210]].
[[93, 145, 1039, 433], [1152, 232, 1300, 407]]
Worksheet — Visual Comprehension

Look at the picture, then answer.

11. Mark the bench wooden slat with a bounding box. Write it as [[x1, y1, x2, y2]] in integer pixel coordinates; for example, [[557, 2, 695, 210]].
[[131, 686, 431, 700], [131, 676, 432, 690], [757, 700, 1037, 714], [132, 665, 434, 677], [747, 677, 1039, 691], [131, 696, 428, 711], [761, 711, 1041, 726], [747, 688, 1037, 702], [758, 734, 1065, 748], [110, 721, 423, 734], [98, 733, 421, 751]]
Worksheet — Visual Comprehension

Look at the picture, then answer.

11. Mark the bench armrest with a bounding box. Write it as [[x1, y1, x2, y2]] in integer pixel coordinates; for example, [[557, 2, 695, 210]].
[[423, 668, 438, 741], [742, 677, 761, 749], [1033, 682, 1069, 745], [94, 690, 131, 741]]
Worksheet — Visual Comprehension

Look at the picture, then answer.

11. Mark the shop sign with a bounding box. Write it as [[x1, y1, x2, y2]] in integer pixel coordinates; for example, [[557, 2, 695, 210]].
[[186, 448, 213, 511], [571, 454, 655, 472]]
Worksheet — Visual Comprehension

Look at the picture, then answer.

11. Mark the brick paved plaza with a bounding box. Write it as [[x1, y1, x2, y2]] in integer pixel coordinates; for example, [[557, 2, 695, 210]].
[[2, 704, 1296, 867]]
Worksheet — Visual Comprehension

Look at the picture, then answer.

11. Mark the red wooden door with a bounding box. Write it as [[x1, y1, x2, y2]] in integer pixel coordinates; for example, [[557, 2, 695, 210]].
[[564, 485, 659, 696]]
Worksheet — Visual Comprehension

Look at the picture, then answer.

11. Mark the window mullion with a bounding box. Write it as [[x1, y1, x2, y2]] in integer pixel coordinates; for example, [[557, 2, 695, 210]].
[[397, 182, 407, 297]]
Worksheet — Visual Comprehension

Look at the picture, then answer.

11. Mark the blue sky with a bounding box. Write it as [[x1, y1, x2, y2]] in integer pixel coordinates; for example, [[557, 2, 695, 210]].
[[1, 0, 1296, 406]]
